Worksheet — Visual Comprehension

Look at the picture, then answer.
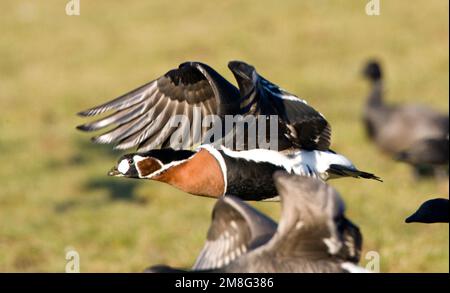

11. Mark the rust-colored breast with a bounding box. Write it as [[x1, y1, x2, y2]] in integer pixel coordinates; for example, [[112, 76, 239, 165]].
[[153, 149, 225, 198]]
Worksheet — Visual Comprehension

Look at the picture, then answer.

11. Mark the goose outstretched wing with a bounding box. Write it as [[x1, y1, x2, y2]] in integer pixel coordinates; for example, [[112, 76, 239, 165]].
[[78, 60, 331, 151], [77, 62, 240, 151], [228, 61, 332, 151]]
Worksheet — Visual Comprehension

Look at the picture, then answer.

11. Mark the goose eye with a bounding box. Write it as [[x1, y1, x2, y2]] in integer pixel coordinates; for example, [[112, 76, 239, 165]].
[[128, 159, 134, 165]]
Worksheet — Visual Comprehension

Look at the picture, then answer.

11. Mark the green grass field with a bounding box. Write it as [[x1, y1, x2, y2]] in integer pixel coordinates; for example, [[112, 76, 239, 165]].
[[0, 0, 448, 272]]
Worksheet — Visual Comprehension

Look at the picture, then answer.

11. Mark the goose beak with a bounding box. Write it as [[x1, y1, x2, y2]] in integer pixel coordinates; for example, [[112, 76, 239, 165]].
[[108, 167, 121, 177], [405, 214, 418, 223], [404, 215, 414, 223]]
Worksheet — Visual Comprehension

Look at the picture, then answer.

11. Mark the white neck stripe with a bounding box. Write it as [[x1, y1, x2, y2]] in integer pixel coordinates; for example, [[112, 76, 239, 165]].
[[198, 145, 228, 196]]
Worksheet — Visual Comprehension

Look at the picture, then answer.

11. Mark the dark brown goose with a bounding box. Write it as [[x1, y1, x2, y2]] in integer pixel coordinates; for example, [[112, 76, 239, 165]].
[[362, 60, 449, 176], [145, 173, 366, 273]]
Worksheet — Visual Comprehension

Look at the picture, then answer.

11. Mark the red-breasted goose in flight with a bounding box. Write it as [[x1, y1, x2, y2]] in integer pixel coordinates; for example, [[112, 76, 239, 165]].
[[145, 174, 367, 273], [78, 61, 380, 201], [405, 198, 449, 224], [362, 60, 449, 177]]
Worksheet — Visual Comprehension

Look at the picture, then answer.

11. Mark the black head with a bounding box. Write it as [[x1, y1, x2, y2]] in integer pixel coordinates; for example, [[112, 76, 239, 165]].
[[363, 60, 382, 81], [405, 198, 449, 224]]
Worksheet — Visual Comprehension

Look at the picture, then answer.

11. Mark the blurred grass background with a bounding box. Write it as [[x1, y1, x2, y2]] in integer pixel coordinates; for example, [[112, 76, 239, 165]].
[[0, 0, 448, 272]]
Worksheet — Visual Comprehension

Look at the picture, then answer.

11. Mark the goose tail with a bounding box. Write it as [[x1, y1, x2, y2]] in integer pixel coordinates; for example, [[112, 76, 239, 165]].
[[328, 164, 383, 182]]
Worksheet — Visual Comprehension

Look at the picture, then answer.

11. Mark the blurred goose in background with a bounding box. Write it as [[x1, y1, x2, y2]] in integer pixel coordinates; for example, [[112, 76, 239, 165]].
[[145, 174, 366, 273], [405, 198, 449, 224], [78, 61, 380, 201], [362, 60, 449, 177], [396, 137, 449, 178]]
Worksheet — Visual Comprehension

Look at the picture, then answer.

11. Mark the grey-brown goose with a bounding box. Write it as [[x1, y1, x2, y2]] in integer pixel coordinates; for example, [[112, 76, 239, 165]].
[[145, 173, 366, 273], [362, 61, 449, 176]]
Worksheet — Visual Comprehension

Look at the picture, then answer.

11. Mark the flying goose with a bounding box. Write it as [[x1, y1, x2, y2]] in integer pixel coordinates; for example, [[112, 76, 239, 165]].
[[145, 173, 366, 273], [107, 145, 380, 200], [405, 198, 449, 224], [362, 60, 449, 176], [78, 61, 380, 201]]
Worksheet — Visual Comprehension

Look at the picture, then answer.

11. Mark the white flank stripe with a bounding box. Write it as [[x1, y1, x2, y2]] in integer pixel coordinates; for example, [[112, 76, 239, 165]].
[[199, 144, 357, 184]]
